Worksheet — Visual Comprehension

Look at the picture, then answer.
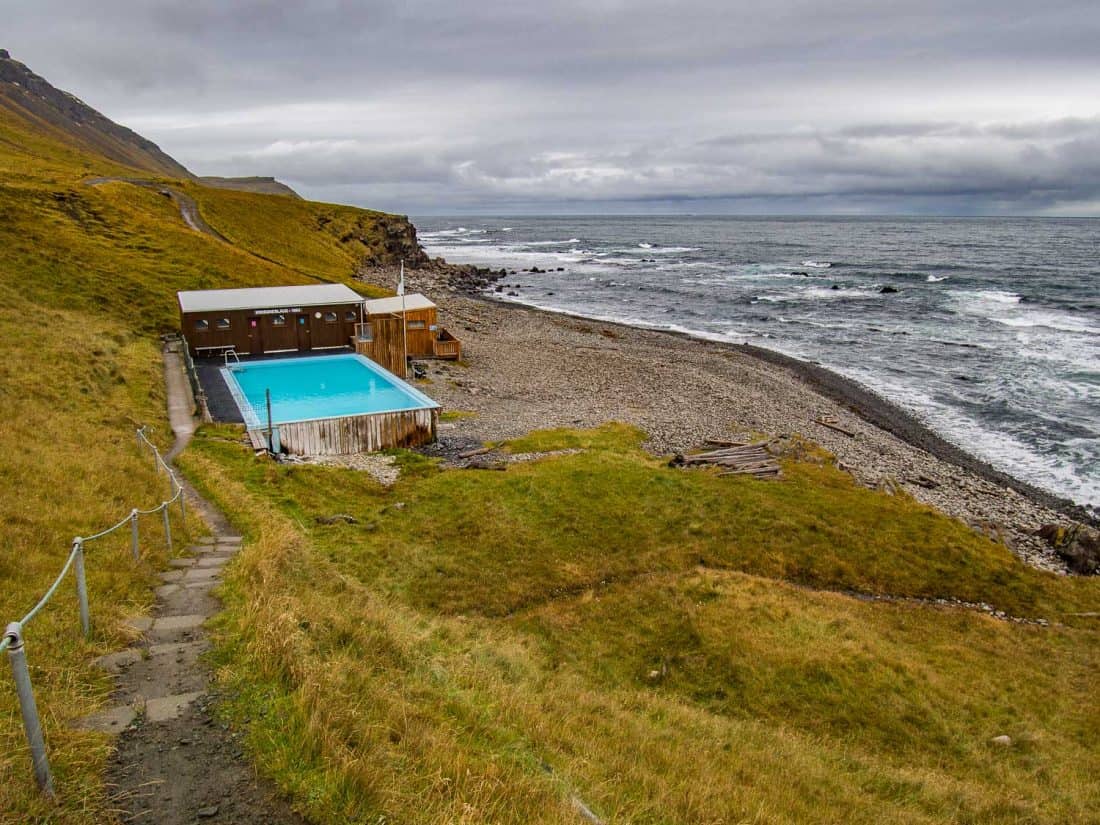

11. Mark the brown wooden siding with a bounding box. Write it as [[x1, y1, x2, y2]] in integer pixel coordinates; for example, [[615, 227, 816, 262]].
[[353, 315, 406, 375], [432, 328, 462, 360], [274, 408, 437, 455], [182, 303, 362, 357], [363, 305, 461, 360], [365, 306, 437, 357]]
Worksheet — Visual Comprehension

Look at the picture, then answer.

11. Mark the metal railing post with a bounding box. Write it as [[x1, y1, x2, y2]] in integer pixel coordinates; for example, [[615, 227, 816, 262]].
[[130, 509, 140, 561], [5, 624, 54, 796], [179, 484, 187, 525], [73, 539, 90, 638], [161, 504, 172, 553]]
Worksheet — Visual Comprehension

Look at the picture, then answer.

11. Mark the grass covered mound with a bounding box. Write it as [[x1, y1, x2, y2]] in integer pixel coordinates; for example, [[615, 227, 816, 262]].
[[179, 423, 1099, 824]]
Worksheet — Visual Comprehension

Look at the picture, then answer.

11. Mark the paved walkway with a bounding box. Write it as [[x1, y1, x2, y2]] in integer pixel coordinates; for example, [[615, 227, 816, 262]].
[[82, 346, 306, 824]]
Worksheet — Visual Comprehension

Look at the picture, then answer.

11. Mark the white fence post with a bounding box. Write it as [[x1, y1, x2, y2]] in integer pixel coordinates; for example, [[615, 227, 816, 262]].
[[5, 624, 54, 796], [161, 505, 172, 553], [73, 539, 90, 638], [130, 509, 140, 561]]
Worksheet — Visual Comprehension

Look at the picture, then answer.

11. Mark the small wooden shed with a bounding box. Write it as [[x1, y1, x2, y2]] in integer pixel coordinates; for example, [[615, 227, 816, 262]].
[[361, 293, 461, 360], [178, 284, 365, 357]]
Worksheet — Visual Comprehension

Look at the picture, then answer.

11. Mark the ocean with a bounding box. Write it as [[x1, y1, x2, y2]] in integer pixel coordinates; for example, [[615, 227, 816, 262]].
[[415, 216, 1100, 512]]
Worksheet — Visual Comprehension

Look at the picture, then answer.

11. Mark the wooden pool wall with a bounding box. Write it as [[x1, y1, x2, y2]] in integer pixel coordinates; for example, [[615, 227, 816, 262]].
[[265, 407, 438, 455]]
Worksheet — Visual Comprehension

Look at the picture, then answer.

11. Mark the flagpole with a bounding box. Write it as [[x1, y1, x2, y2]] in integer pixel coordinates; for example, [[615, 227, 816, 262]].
[[400, 260, 408, 378]]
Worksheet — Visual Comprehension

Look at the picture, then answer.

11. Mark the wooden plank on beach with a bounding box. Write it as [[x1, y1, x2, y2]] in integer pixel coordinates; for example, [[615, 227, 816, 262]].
[[813, 418, 857, 438], [458, 446, 492, 459]]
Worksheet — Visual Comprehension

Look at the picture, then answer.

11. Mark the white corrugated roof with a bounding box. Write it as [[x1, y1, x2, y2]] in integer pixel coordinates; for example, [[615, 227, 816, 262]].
[[363, 293, 436, 315], [177, 284, 365, 314]]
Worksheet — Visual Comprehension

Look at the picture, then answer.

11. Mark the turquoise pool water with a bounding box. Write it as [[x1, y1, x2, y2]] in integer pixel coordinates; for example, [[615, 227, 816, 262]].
[[221, 354, 439, 427]]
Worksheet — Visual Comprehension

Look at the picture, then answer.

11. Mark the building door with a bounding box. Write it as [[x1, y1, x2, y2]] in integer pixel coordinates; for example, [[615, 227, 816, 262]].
[[296, 314, 311, 351], [247, 317, 264, 355]]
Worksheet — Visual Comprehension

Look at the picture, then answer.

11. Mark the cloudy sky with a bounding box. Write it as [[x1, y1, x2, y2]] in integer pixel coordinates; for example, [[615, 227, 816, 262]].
[[8, 1, 1100, 214]]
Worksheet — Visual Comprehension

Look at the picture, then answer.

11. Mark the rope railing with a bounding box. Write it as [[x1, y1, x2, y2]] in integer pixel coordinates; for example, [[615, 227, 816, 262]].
[[2, 425, 189, 796]]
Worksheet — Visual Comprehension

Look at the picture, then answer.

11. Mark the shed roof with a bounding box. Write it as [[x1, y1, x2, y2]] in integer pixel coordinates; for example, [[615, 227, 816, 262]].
[[177, 284, 364, 314], [363, 293, 436, 315]]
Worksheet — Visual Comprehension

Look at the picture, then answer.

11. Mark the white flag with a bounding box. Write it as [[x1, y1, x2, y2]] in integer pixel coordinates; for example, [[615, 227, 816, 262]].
[[397, 261, 405, 296]]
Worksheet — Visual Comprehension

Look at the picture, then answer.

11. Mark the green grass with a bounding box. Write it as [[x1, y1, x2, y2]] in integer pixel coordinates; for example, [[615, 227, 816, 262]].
[[177, 423, 1100, 824], [186, 183, 398, 294], [0, 96, 419, 821]]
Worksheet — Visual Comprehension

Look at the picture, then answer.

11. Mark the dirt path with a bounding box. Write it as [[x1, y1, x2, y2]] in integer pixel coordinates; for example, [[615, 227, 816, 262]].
[[84, 177, 231, 243], [81, 347, 307, 824]]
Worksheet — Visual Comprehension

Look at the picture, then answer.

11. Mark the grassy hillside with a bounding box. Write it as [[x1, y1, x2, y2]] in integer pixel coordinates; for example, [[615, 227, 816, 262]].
[[187, 182, 414, 287], [178, 424, 1100, 824], [0, 101, 409, 821]]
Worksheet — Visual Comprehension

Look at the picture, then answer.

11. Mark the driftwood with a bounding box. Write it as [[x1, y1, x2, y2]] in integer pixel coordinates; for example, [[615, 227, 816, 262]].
[[458, 445, 493, 459], [906, 475, 940, 489], [673, 440, 781, 480], [813, 417, 857, 438]]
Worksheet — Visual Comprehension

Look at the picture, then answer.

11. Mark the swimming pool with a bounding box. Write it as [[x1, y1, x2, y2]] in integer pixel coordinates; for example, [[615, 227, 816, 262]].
[[221, 354, 440, 454]]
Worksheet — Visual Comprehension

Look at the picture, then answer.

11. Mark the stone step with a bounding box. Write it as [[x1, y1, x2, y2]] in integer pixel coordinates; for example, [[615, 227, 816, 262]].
[[94, 648, 143, 673], [152, 614, 206, 632], [157, 582, 219, 617], [148, 614, 206, 644], [124, 616, 154, 635], [195, 555, 230, 568], [111, 642, 210, 702], [145, 691, 204, 723], [79, 702, 140, 733], [182, 566, 220, 582], [168, 558, 195, 569]]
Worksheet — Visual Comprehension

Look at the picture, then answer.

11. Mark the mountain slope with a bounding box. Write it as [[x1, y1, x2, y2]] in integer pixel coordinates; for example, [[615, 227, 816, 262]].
[[0, 48, 193, 178], [0, 49, 302, 196]]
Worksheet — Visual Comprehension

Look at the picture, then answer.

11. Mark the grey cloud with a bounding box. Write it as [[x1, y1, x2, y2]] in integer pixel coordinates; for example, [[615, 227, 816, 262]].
[[5, 1, 1100, 213]]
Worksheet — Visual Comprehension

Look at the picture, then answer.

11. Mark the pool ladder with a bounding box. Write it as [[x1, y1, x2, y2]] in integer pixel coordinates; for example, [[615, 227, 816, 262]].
[[224, 349, 242, 370]]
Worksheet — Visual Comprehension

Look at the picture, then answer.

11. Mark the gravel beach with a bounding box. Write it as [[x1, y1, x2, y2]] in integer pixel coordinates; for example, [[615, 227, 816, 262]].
[[358, 262, 1088, 573]]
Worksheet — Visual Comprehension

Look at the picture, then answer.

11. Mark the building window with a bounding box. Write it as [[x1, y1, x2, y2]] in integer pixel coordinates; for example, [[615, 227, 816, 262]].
[[408, 320, 426, 330], [216, 318, 231, 330], [344, 310, 357, 322], [272, 314, 286, 326], [323, 311, 338, 324], [194, 319, 209, 332]]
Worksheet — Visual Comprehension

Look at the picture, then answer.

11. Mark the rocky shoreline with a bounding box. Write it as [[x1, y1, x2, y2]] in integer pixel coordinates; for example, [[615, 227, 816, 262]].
[[357, 259, 1097, 575]]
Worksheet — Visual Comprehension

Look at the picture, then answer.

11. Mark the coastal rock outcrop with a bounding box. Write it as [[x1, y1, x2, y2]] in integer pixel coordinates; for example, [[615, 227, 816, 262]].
[[1039, 524, 1100, 574]]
